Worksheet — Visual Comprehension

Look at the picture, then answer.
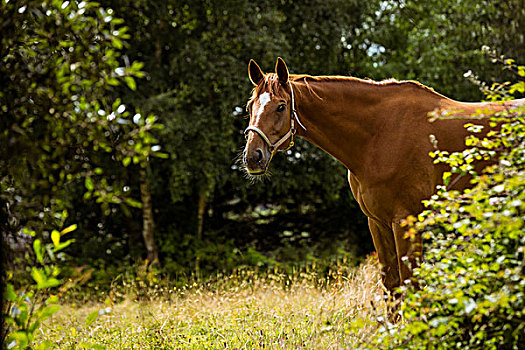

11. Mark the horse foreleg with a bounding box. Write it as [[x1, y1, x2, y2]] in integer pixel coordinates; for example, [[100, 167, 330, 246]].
[[392, 222, 423, 286], [368, 218, 401, 292]]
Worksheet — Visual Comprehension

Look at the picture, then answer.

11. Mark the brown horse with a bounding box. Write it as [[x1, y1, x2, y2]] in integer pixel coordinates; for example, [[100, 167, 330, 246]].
[[243, 57, 523, 292]]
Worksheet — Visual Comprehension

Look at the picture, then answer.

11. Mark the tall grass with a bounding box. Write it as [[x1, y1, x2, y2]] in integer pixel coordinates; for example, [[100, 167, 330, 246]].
[[40, 256, 386, 349]]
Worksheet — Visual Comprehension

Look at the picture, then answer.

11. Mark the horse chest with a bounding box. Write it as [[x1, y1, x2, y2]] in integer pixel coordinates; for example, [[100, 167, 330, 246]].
[[347, 171, 391, 221]]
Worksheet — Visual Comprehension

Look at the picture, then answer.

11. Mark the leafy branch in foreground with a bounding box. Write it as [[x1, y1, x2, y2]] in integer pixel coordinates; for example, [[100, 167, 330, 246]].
[[0, 0, 165, 233], [1, 0, 165, 348], [3, 224, 75, 350]]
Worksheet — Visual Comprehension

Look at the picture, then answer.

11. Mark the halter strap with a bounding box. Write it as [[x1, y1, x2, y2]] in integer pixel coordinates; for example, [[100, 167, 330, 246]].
[[244, 81, 304, 155]]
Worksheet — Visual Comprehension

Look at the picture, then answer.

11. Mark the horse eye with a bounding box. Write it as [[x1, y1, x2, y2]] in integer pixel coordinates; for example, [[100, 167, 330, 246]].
[[277, 104, 286, 112]]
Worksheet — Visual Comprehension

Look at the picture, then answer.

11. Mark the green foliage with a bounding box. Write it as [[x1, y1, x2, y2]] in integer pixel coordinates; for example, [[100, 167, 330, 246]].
[[61, 0, 373, 276], [357, 61, 525, 349], [3, 224, 75, 350], [116, 0, 370, 203], [0, 0, 163, 232], [1, 0, 163, 347], [353, 0, 525, 101]]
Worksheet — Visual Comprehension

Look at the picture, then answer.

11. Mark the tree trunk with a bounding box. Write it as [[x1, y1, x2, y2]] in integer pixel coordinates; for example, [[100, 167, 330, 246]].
[[139, 166, 158, 265], [0, 199, 8, 346], [195, 191, 207, 279]]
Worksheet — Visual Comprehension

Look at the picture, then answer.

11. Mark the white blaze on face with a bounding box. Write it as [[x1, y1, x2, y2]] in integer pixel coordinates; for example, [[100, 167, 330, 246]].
[[255, 92, 271, 124]]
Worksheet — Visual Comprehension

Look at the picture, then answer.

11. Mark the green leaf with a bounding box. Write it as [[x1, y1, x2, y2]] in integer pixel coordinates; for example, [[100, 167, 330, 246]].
[[85, 310, 99, 327], [125, 197, 142, 208], [60, 224, 77, 235], [44, 278, 61, 289], [152, 152, 169, 159], [4, 283, 17, 302], [53, 239, 75, 252], [33, 239, 44, 264], [122, 156, 131, 167], [106, 77, 119, 86], [85, 177, 94, 191], [443, 171, 452, 185], [124, 76, 136, 91], [112, 98, 122, 110], [31, 267, 61, 290], [47, 295, 59, 304], [39, 304, 60, 320], [112, 37, 123, 49], [7, 331, 29, 349], [131, 61, 144, 70], [31, 267, 46, 289], [51, 230, 60, 247], [22, 228, 36, 237], [28, 319, 42, 333]]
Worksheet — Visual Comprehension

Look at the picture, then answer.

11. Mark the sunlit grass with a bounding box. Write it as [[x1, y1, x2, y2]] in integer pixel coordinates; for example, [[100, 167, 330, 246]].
[[40, 257, 386, 349]]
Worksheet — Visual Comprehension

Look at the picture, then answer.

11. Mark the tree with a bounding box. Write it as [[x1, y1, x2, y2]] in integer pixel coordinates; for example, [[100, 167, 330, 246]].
[[0, 0, 162, 270]]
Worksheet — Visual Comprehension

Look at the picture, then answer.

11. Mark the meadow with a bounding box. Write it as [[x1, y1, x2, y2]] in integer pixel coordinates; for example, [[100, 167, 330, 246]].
[[40, 258, 386, 349]]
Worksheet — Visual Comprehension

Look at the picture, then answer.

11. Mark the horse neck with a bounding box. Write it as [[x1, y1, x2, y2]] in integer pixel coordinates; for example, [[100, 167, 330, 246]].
[[292, 77, 442, 177]]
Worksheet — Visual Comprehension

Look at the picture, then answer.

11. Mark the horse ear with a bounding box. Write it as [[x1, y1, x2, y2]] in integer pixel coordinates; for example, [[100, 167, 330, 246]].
[[248, 59, 264, 86], [275, 57, 289, 85]]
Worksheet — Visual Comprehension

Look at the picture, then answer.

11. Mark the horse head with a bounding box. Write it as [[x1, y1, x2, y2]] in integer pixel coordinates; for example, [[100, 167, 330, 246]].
[[243, 57, 298, 175]]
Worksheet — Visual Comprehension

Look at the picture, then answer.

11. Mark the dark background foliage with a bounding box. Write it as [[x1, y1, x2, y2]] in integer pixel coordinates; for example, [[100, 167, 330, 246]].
[[2, 0, 525, 282]]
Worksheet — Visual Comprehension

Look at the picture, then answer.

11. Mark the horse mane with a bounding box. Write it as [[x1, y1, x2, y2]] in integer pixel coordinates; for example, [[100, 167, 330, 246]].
[[291, 74, 440, 96], [247, 73, 443, 107], [367, 77, 439, 95]]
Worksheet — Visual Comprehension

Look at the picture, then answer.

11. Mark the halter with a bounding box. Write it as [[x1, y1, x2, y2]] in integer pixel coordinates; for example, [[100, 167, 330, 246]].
[[244, 81, 305, 155]]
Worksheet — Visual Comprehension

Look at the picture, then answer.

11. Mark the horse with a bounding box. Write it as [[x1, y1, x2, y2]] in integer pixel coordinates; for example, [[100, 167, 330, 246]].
[[242, 57, 523, 293]]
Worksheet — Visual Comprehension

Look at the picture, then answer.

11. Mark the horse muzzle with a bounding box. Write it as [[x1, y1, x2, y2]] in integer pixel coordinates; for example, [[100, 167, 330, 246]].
[[243, 146, 272, 175]]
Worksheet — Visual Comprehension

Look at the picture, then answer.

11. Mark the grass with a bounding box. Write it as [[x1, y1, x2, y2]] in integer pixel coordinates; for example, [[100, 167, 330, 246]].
[[39, 257, 387, 349]]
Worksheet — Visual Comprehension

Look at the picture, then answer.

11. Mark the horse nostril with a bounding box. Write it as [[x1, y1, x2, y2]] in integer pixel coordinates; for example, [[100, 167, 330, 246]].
[[255, 148, 264, 163]]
